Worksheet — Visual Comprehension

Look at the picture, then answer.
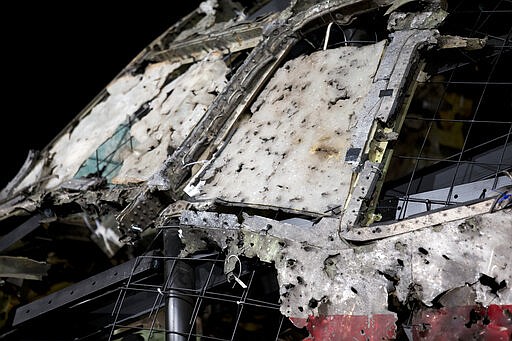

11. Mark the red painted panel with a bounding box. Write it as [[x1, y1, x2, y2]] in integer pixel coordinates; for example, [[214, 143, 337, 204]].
[[290, 314, 397, 340], [289, 305, 511, 340], [412, 304, 512, 341]]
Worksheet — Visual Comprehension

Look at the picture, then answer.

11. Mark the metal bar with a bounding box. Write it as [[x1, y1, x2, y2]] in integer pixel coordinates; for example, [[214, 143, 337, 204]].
[[72, 290, 164, 341], [427, 81, 512, 85], [0, 214, 41, 253], [164, 229, 194, 341], [394, 156, 511, 166], [187, 253, 219, 339], [13, 250, 158, 326], [230, 270, 255, 341], [406, 117, 512, 124], [392, 133, 511, 167], [274, 315, 285, 341], [109, 255, 145, 340], [493, 124, 512, 189]]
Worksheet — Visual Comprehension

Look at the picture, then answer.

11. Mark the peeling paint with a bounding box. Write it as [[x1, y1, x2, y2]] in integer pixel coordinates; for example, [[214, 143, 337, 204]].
[[412, 304, 512, 340], [290, 314, 397, 340]]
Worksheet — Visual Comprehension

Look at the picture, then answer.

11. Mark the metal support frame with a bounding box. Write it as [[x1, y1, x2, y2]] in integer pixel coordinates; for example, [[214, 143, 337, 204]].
[[164, 229, 194, 341]]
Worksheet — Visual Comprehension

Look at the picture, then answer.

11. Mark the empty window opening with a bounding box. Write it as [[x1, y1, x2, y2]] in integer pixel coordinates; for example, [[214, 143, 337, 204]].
[[374, 0, 512, 221]]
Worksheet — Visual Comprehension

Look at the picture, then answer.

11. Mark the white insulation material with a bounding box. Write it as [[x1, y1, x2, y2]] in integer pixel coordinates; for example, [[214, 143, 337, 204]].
[[187, 42, 386, 213], [15, 53, 228, 191], [112, 53, 228, 184], [15, 61, 179, 191]]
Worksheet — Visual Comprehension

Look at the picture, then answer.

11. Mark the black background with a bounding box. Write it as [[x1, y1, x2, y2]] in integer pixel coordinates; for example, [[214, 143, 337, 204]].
[[0, 2, 201, 189]]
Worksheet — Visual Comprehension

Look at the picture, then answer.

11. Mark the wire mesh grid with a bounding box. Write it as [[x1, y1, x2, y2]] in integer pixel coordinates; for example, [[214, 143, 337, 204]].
[[103, 251, 306, 341]]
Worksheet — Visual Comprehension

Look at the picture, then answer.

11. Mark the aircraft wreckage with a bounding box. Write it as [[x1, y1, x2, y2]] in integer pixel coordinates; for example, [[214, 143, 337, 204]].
[[0, 0, 510, 339]]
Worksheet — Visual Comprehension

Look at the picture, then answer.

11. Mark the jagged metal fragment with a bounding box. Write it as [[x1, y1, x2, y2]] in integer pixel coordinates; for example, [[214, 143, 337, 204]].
[[0, 256, 50, 281], [437, 35, 487, 50], [387, 10, 448, 31], [150, 20, 268, 64], [179, 208, 511, 319], [342, 197, 495, 242]]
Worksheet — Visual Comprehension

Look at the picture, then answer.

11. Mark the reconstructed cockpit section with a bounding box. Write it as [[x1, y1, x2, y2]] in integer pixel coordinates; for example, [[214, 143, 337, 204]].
[[0, 0, 510, 340]]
